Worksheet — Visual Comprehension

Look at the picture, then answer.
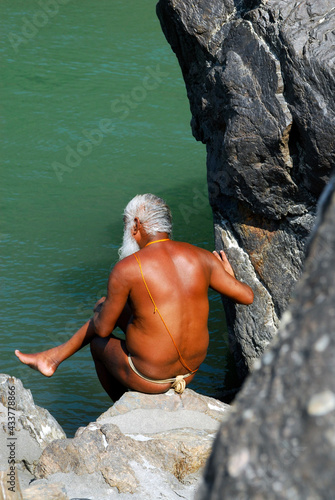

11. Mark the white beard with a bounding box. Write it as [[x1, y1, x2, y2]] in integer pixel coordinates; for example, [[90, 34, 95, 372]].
[[118, 225, 140, 260]]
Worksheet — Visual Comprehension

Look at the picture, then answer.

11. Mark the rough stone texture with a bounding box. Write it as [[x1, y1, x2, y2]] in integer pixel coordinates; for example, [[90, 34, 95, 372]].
[[23, 482, 68, 500], [0, 374, 66, 476], [0, 469, 24, 500], [196, 175, 335, 499], [157, 0, 335, 378], [22, 389, 229, 499]]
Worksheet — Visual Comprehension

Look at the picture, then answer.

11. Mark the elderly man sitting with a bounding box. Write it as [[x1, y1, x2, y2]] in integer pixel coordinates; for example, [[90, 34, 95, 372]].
[[16, 194, 253, 398]]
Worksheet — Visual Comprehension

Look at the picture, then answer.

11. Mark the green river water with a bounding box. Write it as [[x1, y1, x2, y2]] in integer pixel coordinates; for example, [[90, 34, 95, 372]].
[[1, 0, 232, 436]]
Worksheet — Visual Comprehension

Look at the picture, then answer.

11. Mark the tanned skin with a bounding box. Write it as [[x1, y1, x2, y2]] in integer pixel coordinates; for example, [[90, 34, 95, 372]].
[[15, 218, 254, 401]]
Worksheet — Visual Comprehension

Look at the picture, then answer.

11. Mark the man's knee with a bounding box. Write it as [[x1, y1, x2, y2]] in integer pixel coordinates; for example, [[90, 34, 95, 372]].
[[90, 334, 121, 359]]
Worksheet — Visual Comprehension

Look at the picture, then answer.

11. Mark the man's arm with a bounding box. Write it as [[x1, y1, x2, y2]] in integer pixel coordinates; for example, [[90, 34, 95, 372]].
[[93, 261, 131, 337], [209, 250, 254, 305]]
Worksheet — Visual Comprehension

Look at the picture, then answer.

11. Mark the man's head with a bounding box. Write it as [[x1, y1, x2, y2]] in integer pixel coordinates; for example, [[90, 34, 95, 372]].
[[118, 194, 172, 260]]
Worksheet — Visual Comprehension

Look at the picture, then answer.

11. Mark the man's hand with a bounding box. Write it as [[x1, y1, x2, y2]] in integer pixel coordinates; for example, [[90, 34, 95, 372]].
[[93, 297, 106, 313], [213, 250, 235, 278], [210, 250, 253, 304]]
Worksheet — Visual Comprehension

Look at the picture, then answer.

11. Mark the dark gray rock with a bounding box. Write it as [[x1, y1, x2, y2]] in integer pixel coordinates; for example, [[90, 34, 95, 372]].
[[196, 175, 335, 499], [157, 0, 334, 378]]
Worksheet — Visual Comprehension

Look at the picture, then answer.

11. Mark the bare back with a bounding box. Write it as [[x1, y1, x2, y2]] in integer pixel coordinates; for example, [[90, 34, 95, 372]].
[[94, 239, 253, 381], [126, 241, 211, 378]]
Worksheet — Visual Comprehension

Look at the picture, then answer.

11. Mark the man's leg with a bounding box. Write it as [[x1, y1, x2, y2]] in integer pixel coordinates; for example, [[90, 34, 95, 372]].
[[15, 301, 174, 399], [15, 318, 97, 376], [90, 334, 175, 400], [15, 302, 132, 377], [90, 335, 129, 401]]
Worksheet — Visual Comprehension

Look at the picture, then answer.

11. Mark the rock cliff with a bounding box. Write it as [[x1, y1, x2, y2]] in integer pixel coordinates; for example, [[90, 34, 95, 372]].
[[196, 174, 335, 499], [156, 0, 334, 378]]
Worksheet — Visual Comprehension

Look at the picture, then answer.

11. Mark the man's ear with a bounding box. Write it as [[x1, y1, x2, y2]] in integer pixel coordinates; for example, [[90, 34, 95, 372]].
[[132, 217, 140, 235]]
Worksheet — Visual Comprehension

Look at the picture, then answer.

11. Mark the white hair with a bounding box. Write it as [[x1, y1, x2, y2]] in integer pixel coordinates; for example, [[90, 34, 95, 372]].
[[122, 194, 172, 237]]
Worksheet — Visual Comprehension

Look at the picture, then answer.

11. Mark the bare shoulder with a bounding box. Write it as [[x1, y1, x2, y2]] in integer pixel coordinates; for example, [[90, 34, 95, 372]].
[[170, 240, 212, 257], [176, 241, 218, 265], [108, 254, 137, 286], [166, 241, 217, 278]]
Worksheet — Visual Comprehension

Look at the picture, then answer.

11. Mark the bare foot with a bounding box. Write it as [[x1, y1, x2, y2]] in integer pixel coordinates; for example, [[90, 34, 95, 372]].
[[15, 349, 59, 377]]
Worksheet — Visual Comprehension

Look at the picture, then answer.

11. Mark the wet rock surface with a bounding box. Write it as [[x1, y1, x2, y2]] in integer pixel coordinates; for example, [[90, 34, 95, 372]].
[[157, 0, 334, 378], [196, 176, 335, 499]]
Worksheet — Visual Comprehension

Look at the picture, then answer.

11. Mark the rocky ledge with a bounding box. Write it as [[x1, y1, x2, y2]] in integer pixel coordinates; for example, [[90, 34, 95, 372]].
[[0, 374, 229, 499]]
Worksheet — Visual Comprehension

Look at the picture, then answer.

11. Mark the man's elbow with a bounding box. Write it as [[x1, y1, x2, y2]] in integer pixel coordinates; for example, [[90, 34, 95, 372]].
[[244, 286, 254, 305], [93, 317, 112, 338], [96, 327, 111, 338], [236, 285, 254, 305]]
